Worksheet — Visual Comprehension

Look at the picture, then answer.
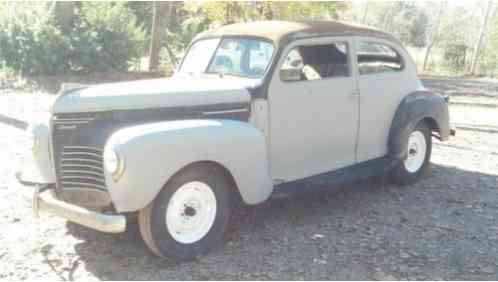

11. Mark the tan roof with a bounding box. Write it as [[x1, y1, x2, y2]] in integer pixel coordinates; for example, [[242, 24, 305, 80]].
[[195, 20, 398, 46]]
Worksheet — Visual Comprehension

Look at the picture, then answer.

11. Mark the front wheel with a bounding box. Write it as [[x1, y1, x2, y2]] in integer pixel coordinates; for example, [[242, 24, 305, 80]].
[[138, 163, 232, 261], [391, 121, 432, 185]]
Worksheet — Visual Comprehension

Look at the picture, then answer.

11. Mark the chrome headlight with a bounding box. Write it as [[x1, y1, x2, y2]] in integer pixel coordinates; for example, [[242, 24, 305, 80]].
[[104, 146, 125, 182]]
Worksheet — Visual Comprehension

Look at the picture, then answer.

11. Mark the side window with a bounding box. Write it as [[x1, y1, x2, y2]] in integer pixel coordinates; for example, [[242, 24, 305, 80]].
[[280, 42, 350, 82], [357, 41, 403, 75]]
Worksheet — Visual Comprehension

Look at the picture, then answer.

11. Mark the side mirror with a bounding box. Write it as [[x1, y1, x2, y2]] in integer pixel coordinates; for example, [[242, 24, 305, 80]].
[[280, 68, 302, 82]]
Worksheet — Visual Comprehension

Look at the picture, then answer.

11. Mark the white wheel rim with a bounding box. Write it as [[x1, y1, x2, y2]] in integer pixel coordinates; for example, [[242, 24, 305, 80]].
[[166, 181, 217, 244], [404, 130, 427, 173]]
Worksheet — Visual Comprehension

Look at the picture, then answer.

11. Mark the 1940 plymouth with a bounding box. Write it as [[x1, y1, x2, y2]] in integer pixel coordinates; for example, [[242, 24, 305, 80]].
[[18, 21, 454, 261]]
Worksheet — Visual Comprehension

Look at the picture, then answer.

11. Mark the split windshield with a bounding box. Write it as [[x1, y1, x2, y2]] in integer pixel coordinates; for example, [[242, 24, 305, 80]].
[[178, 38, 274, 78]]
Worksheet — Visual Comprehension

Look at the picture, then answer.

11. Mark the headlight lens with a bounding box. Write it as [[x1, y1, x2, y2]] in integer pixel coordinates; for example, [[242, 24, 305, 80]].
[[104, 148, 119, 173], [104, 146, 125, 181]]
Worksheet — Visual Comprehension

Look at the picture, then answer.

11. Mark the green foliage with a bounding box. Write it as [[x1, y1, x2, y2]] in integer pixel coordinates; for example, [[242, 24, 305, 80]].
[[184, 1, 349, 25], [362, 2, 428, 47], [72, 2, 146, 72], [0, 4, 71, 75], [126, 1, 153, 34], [271, 1, 349, 20], [443, 44, 468, 72], [0, 2, 145, 75]]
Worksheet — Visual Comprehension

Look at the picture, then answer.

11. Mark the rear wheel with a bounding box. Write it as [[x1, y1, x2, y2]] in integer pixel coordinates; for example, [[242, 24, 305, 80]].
[[391, 121, 432, 185], [138, 163, 232, 261]]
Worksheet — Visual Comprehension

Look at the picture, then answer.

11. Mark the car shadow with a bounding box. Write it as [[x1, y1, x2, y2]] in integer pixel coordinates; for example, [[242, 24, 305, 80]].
[[64, 163, 497, 280]]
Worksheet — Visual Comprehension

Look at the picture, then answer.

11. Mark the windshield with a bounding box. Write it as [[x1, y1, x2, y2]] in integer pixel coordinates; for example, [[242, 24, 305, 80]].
[[179, 38, 274, 78]]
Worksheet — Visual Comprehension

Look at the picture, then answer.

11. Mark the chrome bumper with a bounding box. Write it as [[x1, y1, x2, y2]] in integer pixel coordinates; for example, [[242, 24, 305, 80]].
[[16, 172, 126, 233]]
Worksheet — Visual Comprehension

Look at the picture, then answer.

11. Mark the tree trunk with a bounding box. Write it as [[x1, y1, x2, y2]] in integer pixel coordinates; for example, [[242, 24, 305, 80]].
[[470, 0, 493, 75], [362, 2, 369, 24], [148, 2, 171, 72], [423, 2, 444, 72], [263, 2, 275, 20], [225, 2, 231, 24]]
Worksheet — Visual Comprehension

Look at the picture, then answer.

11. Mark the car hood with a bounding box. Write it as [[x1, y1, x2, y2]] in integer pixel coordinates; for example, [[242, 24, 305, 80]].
[[51, 76, 258, 114]]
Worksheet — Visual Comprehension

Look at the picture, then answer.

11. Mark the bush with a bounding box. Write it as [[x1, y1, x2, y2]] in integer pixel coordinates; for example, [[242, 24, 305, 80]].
[[0, 2, 145, 75], [71, 2, 146, 73], [0, 5, 71, 75]]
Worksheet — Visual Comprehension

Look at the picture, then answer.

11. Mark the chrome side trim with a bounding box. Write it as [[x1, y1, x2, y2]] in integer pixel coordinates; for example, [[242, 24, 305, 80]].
[[54, 117, 94, 121], [54, 121, 92, 125], [202, 108, 248, 115]]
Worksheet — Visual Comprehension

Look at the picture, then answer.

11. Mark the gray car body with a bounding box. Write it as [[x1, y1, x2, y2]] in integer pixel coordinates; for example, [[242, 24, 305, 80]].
[[28, 21, 451, 213]]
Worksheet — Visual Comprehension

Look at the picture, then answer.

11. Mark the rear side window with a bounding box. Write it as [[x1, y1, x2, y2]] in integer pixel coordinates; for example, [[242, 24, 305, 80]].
[[357, 41, 403, 75], [281, 42, 350, 82]]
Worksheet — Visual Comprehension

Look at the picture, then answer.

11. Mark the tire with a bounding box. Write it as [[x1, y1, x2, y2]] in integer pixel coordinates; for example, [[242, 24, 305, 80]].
[[138, 163, 232, 261], [391, 121, 432, 185]]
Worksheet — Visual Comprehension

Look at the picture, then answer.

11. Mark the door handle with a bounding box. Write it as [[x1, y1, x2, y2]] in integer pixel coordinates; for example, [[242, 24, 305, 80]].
[[350, 91, 359, 98]]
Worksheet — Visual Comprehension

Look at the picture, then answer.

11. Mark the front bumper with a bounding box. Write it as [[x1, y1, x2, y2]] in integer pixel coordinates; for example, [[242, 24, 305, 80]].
[[16, 172, 126, 233]]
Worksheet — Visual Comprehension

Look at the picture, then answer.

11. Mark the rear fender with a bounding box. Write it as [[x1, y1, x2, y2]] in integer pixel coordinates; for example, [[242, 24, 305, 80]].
[[104, 119, 273, 213], [388, 91, 450, 160]]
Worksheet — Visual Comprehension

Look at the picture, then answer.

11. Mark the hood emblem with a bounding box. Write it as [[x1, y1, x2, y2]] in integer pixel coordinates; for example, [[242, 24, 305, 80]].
[[58, 125, 77, 130]]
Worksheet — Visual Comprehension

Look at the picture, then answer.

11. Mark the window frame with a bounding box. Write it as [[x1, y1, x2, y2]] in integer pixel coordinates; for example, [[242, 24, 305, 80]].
[[178, 36, 276, 79], [355, 39, 406, 76], [278, 37, 353, 84]]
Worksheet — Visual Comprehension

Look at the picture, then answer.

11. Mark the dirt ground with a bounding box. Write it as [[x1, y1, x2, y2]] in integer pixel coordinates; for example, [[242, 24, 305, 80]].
[[0, 76, 497, 280]]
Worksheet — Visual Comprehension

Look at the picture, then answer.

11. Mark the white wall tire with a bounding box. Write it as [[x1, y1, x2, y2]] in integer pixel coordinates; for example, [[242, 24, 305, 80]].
[[391, 122, 432, 185], [138, 163, 232, 261]]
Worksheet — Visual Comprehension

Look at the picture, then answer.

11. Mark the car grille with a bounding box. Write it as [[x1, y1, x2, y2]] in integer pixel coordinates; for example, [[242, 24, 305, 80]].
[[52, 112, 108, 193], [60, 146, 106, 191]]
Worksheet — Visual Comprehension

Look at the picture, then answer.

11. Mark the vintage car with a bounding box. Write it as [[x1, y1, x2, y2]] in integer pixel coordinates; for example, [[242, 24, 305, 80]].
[[18, 21, 454, 261]]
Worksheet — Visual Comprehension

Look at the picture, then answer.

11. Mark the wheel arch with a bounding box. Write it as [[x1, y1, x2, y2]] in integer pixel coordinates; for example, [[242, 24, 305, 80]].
[[388, 91, 450, 160], [165, 160, 244, 204]]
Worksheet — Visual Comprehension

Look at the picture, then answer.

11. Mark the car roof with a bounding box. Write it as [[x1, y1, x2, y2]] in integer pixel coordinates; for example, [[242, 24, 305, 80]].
[[194, 20, 400, 46]]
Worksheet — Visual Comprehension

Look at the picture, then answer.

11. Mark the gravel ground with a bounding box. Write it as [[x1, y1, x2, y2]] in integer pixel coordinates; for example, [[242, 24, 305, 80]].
[[1, 77, 497, 280]]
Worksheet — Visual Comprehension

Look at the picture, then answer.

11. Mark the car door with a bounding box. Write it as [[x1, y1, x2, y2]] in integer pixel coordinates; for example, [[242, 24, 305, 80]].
[[268, 37, 359, 183], [355, 38, 420, 162]]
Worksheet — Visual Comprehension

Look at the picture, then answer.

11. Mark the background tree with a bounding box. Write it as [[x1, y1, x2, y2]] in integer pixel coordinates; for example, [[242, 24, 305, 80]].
[[148, 2, 172, 72], [423, 1, 444, 71], [470, 0, 494, 75], [2, 1, 498, 77], [53, 1, 77, 32]]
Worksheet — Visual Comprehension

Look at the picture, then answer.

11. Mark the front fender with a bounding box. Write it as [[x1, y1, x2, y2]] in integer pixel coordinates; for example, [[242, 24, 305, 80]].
[[388, 91, 450, 160], [104, 119, 272, 213]]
